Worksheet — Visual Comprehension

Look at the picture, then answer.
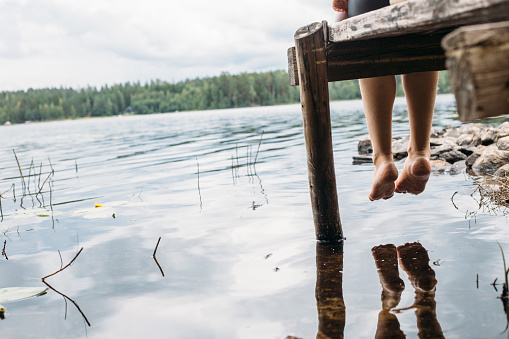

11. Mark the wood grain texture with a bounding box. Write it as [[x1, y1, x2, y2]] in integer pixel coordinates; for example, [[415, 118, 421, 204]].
[[327, 30, 447, 81], [442, 21, 509, 121], [287, 47, 299, 86], [295, 22, 343, 241], [328, 0, 509, 43]]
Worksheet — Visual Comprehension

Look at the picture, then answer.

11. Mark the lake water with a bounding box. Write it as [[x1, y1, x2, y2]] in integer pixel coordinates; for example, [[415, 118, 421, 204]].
[[1, 94, 508, 338]]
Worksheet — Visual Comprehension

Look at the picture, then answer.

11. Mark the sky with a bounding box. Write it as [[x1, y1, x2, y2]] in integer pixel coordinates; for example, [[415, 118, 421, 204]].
[[0, 0, 335, 91]]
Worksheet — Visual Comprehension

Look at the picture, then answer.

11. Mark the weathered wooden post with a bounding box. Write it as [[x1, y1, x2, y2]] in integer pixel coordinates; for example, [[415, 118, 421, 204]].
[[442, 21, 509, 121], [294, 21, 343, 242]]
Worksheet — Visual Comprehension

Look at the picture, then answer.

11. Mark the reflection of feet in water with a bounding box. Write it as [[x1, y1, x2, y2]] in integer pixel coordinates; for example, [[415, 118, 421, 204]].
[[375, 310, 405, 339], [373, 242, 444, 339], [398, 242, 444, 339], [372, 244, 405, 338], [397, 242, 436, 292], [372, 244, 405, 309]]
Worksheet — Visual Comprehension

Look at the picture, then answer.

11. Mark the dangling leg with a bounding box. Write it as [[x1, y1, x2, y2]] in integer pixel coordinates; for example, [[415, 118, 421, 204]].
[[359, 76, 398, 201], [395, 71, 438, 195]]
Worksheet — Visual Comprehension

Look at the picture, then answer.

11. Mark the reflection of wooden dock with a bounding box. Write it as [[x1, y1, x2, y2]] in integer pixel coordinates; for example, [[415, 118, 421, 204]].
[[288, 0, 509, 241]]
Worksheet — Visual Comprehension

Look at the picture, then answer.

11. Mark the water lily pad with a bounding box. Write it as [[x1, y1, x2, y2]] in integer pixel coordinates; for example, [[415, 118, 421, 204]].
[[0, 287, 48, 304]]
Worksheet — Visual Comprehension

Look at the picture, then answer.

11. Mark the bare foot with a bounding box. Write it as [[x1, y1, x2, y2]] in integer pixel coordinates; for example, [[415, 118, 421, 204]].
[[394, 155, 431, 195], [369, 158, 398, 201]]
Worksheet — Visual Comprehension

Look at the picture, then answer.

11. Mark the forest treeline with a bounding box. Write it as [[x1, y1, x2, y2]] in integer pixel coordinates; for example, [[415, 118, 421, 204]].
[[0, 70, 451, 124]]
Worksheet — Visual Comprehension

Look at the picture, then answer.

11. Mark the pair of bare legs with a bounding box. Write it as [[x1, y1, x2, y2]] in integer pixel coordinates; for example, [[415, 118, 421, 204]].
[[361, 72, 439, 200]]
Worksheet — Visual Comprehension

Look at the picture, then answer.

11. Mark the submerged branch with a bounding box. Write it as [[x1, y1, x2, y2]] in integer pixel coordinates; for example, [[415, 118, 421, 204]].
[[42, 280, 91, 327], [42, 247, 83, 281], [497, 242, 509, 298], [153, 237, 161, 257], [12, 149, 26, 195], [196, 158, 202, 211], [41, 247, 89, 326], [253, 130, 264, 167], [47, 156, 54, 175], [152, 237, 164, 277], [37, 172, 53, 196], [49, 181, 54, 229], [2, 240, 7, 260]]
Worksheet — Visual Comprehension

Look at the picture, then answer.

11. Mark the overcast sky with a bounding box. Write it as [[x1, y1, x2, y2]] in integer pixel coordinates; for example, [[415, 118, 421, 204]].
[[0, 0, 335, 91]]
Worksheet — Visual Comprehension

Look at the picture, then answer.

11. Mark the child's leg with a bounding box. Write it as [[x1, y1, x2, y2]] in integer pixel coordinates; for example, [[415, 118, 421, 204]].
[[359, 76, 398, 200], [395, 71, 438, 195]]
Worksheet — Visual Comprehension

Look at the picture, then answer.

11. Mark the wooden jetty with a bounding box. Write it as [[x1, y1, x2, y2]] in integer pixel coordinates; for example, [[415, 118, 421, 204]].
[[288, 0, 509, 241]]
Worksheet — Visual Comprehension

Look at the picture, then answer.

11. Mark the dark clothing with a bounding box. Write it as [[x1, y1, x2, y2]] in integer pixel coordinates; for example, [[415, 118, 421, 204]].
[[347, 0, 390, 17]]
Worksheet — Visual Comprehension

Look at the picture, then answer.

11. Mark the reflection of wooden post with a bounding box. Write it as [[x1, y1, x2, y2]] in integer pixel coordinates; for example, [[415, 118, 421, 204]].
[[294, 21, 343, 241], [442, 21, 509, 122], [316, 242, 345, 339]]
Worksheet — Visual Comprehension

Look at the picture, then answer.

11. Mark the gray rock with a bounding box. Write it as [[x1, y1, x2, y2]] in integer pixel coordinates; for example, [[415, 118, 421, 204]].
[[445, 136, 460, 146], [497, 136, 509, 151], [429, 137, 444, 147], [458, 123, 484, 135], [481, 128, 498, 146], [392, 136, 409, 160], [457, 144, 478, 156], [456, 133, 481, 146], [430, 129, 442, 138], [472, 146, 509, 174], [358, 136, 372, 154], [495, 164, 509, 177], [443, 126, 461, 138], [497, 122, 509, 139], [430, 136, 457, 148], [430, 160, 460, 175], [430, 139, 457, 159], [439, 150, 467, 164], [465, 146, 486, 168]]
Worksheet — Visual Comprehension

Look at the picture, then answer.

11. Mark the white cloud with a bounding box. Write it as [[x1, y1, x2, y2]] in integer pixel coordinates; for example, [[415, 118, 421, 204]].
[[0, 0, 334, 90]]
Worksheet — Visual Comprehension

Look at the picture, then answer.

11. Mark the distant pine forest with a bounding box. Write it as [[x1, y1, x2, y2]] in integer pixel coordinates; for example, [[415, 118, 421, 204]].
[[0, 70, 451, 124]]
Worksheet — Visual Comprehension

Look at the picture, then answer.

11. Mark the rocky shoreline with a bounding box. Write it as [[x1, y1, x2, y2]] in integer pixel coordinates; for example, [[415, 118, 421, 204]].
[[355, 121, 509, 176]]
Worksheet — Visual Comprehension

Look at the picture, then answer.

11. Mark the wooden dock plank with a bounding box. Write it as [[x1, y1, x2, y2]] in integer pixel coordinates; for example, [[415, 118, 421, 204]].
[[328, 0, 509, 43]]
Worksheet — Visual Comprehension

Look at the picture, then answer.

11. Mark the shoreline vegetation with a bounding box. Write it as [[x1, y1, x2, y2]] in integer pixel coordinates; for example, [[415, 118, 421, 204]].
[[0, 70, 451, 125]]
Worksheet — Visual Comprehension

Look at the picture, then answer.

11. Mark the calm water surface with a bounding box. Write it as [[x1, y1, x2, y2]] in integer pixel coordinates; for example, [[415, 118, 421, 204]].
[[1, 94, 508, 338]]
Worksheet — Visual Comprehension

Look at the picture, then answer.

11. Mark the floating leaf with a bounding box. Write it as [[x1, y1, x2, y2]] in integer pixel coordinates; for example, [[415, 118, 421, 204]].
[[0, 287, 48, 303]]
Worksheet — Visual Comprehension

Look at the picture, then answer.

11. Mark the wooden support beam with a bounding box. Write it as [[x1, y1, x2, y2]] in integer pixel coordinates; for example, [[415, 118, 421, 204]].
[[442, 21, 509, 121], [295, 21, 343, 242], [290, 30, 448, 85], [327, 30, 447, 82], [328, 0, 509, 43]]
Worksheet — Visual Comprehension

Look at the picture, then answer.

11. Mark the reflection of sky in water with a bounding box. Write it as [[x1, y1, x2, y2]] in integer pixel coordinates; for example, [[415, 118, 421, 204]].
[[0, 94, 508, 338]]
